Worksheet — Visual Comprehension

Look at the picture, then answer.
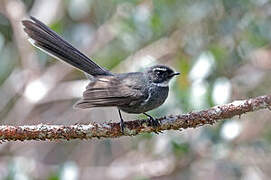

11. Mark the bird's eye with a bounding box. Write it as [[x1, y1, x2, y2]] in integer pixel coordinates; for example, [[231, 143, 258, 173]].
[[154, 70, 163, 75]]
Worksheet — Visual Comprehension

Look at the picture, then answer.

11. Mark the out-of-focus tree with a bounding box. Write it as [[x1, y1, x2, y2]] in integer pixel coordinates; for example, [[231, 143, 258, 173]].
[[0, 0, 271, 179]]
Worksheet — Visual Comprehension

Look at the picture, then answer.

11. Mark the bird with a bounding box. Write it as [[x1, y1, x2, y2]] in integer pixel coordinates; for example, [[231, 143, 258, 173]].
[[22, 16, 180, 133]]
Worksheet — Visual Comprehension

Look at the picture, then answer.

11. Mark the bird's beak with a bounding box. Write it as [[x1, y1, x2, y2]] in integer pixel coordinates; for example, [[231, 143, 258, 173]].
[[171, 72, 180, 77]]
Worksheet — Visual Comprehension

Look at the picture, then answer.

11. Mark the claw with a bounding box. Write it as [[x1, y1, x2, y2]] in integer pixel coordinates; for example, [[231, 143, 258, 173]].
[[143, 113, 161, 133], [149, 117, 160, 127]]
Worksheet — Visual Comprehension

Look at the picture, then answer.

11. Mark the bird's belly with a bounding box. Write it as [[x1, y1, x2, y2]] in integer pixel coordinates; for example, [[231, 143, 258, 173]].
[[119, 86, 169, 114]]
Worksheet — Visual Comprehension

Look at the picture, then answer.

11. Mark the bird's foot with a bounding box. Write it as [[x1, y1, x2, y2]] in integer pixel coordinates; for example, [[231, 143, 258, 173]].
[[118, 109, 125, 134], [120, 120, 125, 134], [149, 116, 160, 127], [143, 113, 161, 134], [149, 118, 162, 134]]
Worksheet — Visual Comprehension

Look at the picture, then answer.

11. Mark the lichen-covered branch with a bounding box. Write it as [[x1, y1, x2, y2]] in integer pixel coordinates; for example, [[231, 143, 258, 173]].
[[0, 95, 270, 142]]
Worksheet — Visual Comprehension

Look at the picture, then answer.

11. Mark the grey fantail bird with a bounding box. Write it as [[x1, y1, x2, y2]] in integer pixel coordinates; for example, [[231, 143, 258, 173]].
[[22, 17, 180, 132]]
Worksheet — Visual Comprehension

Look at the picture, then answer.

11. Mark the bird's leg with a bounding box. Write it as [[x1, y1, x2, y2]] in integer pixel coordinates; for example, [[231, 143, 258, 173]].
[[118, 109, 125, 134], [143, 112, 160, 127]]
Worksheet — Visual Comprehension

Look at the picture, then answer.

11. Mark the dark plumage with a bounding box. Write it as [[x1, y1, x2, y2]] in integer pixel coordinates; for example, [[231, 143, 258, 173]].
[[22, 17, 111, 76], [22, 16, 180, 132]]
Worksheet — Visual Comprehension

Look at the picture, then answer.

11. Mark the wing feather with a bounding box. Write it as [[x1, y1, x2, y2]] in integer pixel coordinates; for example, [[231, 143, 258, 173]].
[[74, 74, 147, 109]]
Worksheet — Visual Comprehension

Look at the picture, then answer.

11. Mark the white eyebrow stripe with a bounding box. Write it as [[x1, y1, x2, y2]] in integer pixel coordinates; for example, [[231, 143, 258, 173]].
[[153, 67, 167, 71]]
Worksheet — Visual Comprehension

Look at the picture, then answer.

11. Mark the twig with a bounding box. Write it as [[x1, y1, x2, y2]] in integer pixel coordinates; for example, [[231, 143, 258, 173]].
[[0, 95, 270, 142]]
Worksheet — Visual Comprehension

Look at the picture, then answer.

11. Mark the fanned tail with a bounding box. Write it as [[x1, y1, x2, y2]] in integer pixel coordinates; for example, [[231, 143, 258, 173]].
[[22, 16, 112, 76]]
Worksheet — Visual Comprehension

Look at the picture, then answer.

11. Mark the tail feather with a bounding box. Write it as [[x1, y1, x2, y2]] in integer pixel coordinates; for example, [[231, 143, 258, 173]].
[[22, 16, 112, 76]]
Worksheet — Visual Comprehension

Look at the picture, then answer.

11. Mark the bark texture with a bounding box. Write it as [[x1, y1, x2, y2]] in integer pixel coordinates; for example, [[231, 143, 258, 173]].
[[0, 95, 270, 142]]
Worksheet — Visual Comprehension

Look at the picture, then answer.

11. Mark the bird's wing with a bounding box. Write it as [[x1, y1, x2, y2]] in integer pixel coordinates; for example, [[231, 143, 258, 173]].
[[74, 74, 148, 109]]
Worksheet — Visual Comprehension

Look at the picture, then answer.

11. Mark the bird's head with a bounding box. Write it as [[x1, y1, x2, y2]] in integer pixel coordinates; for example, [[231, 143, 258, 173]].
[[146, 65, 180, 87]]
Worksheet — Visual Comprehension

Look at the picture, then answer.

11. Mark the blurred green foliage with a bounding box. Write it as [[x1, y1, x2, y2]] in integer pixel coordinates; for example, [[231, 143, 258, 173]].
[[0, 0, 271, 179]]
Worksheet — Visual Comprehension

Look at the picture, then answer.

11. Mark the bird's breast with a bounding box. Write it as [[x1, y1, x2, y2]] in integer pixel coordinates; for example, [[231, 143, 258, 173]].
[[119, 85, 169, 114], [144, 85, 169, 109]]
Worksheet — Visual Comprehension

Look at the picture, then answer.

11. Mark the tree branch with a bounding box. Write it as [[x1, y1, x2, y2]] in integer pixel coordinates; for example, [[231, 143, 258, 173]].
[[0, 95, 270, 142]]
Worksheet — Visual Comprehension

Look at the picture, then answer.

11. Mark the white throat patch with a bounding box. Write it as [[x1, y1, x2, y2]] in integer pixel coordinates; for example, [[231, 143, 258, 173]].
[[152, 80, 169, 87]]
